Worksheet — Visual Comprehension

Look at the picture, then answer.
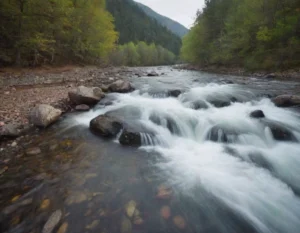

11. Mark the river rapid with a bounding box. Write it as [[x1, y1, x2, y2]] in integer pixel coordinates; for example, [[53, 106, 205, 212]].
[[1, 67, 300, 233]]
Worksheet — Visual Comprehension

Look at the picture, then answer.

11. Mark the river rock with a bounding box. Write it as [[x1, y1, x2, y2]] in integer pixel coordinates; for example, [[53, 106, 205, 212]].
[[250, 110, 265, 118], [90, 115, 123, 137], [29, 104, 62, 127], [263, 73, 276, 79], [272, 95, 300, 107], [0, 124, 19, 138], [68, 86, 104, 105], [147, 71, 159, 77], [42, 210, 62, 233], [119, 130, 141, 146], [75, 104, 90, 111], [266, 123, 297, 142], [108, 80, 134, 93], [206, 126, 239, 143], [168, 89, 182, 97]]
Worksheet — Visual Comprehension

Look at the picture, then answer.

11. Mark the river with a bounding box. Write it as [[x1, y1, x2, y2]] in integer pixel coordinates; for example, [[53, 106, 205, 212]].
[[1, 67, 300, 233]]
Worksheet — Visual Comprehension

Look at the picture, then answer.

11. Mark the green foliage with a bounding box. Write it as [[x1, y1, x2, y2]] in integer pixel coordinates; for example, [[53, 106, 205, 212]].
[[106, 0, 182, 55], [181, 0, 300, 70], [110, 41, 176, 66], [0, 0, 118, 66]]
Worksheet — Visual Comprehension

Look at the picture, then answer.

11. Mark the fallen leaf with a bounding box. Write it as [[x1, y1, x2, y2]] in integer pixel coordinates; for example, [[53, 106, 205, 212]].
[[85, 220, 99, 230], [11, 195, 21, 203], [57, 222, 68, 233], [40, 199, 51, 210]]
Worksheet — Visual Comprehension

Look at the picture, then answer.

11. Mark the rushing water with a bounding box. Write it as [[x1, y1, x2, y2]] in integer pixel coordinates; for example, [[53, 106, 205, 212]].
[[1, 67, 300, 233]]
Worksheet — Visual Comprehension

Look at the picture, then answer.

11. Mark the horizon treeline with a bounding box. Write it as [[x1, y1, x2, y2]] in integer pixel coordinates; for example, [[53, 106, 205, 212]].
[[181, 0, 300, 71], [0, 0, 178, 67], [110, 41, 176, 66]]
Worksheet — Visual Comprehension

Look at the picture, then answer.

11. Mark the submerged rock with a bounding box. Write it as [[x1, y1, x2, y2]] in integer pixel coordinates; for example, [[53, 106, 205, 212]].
[[75, 104, 90, 111], [209, 100, 231, 108], [250, 110, 265, 118], [42, 210, 62, 233], [68, 86, 104, 105], [168, 89, 182, 98], [90, 115, 123, 137], [173, 215, 186, 229], [267, 123, 298, 142], [119, 130, 141, 146], [29, 104, 62, 127], [272, 95, 300, 107], [109, 80, 134, 93], [160, 206, 171, 219], [125, 200, 137, 218]]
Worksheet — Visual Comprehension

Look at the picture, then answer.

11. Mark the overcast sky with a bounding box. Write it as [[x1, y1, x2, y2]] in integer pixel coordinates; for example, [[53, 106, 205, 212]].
[[134, 0, 205, 28]]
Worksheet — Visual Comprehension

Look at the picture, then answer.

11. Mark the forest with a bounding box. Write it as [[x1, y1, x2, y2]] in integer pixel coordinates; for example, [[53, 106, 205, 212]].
[[181, 0, 300, 71], [0, 0, 178, 67]]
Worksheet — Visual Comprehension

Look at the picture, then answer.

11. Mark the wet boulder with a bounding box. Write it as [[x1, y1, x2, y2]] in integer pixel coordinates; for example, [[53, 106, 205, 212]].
[[263, 73, 276, 79], [108, 80, 134, 93], [250, 110, 265, 118], [266, 123, 298, 142], [272, 95, 300, 107], [119, 130, 142, 146], [206, 126, 238, 143], [147, 71, 159, 77], [209, 100, 231, 108], [68, 86, 104, 105], [168, 90, 182, 98], [192, 100, 208, 110], [90, 115, 123, 138], [29, 104, 62, 127], [75, 104, 90, 111]]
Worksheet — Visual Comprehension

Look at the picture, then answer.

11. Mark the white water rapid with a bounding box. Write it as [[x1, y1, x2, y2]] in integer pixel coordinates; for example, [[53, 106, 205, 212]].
[[74, 81, 300, 233]]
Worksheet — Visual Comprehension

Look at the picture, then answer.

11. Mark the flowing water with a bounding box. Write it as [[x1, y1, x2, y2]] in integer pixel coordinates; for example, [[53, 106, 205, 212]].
[[1, 67, 300, 233]]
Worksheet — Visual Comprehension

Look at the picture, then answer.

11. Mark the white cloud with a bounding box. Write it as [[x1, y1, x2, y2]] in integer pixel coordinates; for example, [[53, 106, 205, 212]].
[[134, 0, 205, 28]]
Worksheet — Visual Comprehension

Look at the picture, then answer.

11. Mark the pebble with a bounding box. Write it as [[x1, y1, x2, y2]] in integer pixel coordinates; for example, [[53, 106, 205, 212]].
[[11, 141, 17, 147], [25, 147, 41, 155], [42, 210, 62, 233]]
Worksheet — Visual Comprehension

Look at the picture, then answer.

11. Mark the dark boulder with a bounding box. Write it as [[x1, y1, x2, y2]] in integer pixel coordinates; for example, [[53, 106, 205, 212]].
[[108, 80, 134, 93], [68, 86, 104, 105], [263, 73, 276, 79], [267, 123, 297, 142], [75, 104, 90, 111], [272, 95, 300, 107], [90, 115, 123, 138], [250, 110, 265, 118], [147, 71, 159, 77], [206, 126, 238, 143], [119, 130, 142, 146], [209, 100, 231, 108], [168, 90, 182, 98]]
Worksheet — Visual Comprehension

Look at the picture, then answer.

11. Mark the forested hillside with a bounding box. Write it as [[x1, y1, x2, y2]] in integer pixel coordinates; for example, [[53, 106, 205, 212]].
[[106, 0, 182, 55], [0, 0, 117, 66], [181, 0, 300, 71], [134, 1, 189, 38]]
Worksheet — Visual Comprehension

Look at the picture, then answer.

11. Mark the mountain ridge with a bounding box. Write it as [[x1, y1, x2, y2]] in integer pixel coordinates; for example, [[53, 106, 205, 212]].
[[133, 1, 189, 38]]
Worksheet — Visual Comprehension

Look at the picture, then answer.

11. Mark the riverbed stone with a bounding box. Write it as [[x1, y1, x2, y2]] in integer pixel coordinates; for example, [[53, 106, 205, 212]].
[[90, 115, 123, 137], [75, 104, 90, 111], [29, 104, 62, 127], [0, 124, 19, 138], [119, 130, 142, 146], [108, 80, 134, 93], [147, 71, 159, 77], [68, 86, 104, 105], [42, 210, 62, 233], [168, 89, 182, 97], [272, 95, 300, 107], [250, 110, 265, 118], [266, 123, 297, 142]]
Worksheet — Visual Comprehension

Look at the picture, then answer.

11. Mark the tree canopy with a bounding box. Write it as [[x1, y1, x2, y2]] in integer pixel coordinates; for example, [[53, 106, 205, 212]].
[[0, 0, 118, 66], [181, 0, 300, 71]]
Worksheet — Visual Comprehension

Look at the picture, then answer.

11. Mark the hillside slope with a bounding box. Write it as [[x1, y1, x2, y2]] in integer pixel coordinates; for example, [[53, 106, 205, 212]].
[[106, 0, 182, 55], [134, 1, 189, 38]]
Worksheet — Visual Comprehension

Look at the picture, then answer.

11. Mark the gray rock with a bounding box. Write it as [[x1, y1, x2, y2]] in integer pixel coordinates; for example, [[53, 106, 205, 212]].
[[250, 110, 265, 118], [108, 80, 134, 93], [42, 210, 62, 233], [168, 90, 182, 98], [90, 115, 123, 137], [75, 104, 90, 111], [0, 124, 19, 138], [68, 86, 104, 105], [26, 147, 42, 155], [272, 95, 300, 107], [147, 71, 159, 77], [119, 130, 142, 146], [29, 104, 62, 127], [264, 73, 276, 79]]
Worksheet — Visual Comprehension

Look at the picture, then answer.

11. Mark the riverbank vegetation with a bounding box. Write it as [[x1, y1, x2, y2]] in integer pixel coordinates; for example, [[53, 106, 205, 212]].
[[181, 0, 300, 71], [0, 0, 178, 67], [110, 42, 176, 66]]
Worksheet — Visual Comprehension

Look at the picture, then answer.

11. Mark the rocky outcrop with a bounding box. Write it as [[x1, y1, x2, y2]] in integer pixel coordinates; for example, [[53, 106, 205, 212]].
[[272, 95, 300, 107], [68, 86, 104, 105], [119, 130, 142, 146], [108, 80, 134, 93], [90, 115, 123, 137], [29, 104, 62, 127], [250, 110, 265, 118]]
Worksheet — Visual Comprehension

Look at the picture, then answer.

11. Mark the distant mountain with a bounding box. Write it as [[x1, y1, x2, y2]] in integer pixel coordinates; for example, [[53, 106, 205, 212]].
[[134, 1, 189, 38], [106, 0, 182, 55]]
